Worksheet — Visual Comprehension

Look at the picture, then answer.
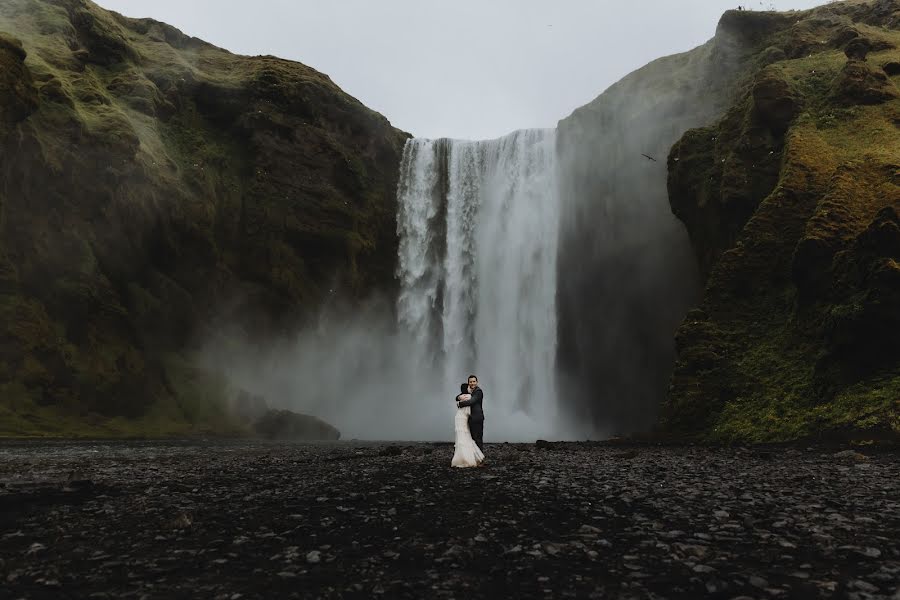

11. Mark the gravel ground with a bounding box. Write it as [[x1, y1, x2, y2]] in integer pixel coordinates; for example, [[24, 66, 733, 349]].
[[1, 440, 898, 599]]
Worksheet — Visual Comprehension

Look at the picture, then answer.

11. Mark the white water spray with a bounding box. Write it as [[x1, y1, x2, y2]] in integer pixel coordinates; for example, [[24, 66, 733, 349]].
[[210, 129, 583, 441], [397, 129, 562, 439]]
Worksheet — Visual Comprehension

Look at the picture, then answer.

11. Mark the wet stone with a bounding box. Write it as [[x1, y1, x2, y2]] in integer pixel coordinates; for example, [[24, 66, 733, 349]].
[[0, 440, 898, 599]]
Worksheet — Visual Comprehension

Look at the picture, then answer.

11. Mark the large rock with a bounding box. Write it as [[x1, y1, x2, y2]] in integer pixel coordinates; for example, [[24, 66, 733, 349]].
[[831, 58, 900, 106], [253, 409, 340, 441], [752, 69, 802, 133]]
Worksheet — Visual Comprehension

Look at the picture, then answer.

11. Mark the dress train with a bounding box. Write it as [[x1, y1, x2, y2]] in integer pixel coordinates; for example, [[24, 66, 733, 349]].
[[451, 406, 484, 468]]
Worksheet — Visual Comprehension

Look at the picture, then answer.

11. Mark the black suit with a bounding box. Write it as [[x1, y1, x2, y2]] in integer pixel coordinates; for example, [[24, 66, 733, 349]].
[[457, 384, 484, 451]]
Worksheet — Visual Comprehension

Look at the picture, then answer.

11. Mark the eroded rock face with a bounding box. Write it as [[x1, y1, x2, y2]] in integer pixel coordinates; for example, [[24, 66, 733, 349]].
[[553, 4, 897, 437], [752, 70, 803, 133], [663, 2, 900, 441], [553, 8, 781, 434], [668, 68, 788, 283], [825, 205, 900, 362], [0, 0, 407, 435], [832, 59, 900, 106], [0, 33, 37, 140], [846, 37, 873, 61], [830, 25, 861, 49]]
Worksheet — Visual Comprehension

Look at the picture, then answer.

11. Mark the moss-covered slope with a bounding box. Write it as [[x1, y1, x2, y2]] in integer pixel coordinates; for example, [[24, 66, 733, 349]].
[[663, 1, 900, 442], [0, 0, 408, 436]]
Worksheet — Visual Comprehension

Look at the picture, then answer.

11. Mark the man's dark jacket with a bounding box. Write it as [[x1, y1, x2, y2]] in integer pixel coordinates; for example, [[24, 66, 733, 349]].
[[457, 384, 484, 421]]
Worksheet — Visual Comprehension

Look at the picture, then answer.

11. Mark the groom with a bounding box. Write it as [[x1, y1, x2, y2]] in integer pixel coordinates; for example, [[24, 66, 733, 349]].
[[456, 374, 484, 452]]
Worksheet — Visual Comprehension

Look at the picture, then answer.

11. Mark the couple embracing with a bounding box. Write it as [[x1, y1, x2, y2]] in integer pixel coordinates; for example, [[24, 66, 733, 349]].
[[451, 374, 485, 468]]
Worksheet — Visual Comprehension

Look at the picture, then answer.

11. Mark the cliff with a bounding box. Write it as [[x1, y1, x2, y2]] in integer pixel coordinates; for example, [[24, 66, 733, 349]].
[[0, 0, 408, 436], [555, 2, 763, 433], [664, 0, 900, 441], [557, 0, 899, 443], [4, 0, 897, 443]]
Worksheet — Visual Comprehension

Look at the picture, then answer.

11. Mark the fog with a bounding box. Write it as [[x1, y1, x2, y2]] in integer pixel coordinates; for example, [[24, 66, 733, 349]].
[[554, 11, 760, 433], [203, 298, 455, 441], [205, 131, 602, 443], [203, 296, 602, 442]]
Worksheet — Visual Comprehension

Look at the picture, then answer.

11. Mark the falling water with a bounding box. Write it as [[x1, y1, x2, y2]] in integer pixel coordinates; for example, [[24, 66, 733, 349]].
[[396, 129, 562, 438]]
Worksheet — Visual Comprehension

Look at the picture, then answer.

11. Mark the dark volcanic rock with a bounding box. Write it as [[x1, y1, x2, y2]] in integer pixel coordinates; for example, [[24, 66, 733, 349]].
[[253, 409, 340, 441], [844, 36, 873, 61], [0, 441, 898, 599], [830, 25, 860, 49], [752, 68, 802, 132], [832, 59, 900, 106]]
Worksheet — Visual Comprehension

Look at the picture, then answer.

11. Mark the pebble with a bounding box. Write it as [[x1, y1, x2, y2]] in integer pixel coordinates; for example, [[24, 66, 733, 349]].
[[0, 441, 897, 599]]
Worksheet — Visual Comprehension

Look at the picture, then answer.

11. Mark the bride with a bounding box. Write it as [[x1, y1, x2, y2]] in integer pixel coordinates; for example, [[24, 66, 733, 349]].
[[451, 382, 485, 468]]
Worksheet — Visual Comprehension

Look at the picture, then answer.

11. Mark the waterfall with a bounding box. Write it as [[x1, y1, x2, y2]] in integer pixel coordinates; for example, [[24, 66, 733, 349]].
[[396, 129, 562, 438], [217, 129, 573, 442]]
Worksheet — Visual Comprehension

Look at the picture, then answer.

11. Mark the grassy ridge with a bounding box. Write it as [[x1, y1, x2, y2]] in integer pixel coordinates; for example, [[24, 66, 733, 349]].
[[0, 0, 408, 437], [664, 3, 900, 442]]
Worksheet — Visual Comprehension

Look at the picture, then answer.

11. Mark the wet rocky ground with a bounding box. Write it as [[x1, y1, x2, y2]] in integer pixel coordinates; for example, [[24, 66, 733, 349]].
[[1, 440, 898, 600]]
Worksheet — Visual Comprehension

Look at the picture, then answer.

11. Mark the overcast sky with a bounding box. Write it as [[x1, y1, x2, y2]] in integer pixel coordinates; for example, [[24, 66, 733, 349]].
[[95, 0, 825, 140]]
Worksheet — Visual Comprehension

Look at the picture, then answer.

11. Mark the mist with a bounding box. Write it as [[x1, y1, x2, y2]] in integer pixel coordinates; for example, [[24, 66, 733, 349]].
[[202, 298, 451, 441], [554, 11, 765, 434], [202, 294, 601, 442], [203, 130, 605, 443]]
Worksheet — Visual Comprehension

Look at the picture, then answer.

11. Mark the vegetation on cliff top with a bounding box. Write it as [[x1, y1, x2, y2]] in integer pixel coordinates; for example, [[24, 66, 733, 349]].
[[664, 1, 900, 442], [0, 0, 408, 437]]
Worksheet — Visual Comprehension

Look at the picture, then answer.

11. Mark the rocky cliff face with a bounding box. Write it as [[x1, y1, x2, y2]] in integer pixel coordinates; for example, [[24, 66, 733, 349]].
[[555, 7, 771, 433], [0, 0, 408, 436], [557, 0, 899, 442], [663, 1, 900, 441]]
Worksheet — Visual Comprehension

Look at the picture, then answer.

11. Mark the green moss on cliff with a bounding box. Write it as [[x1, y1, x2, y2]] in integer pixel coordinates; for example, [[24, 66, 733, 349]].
[[0, 0, 408, 437], [664, 3, 900, 442]]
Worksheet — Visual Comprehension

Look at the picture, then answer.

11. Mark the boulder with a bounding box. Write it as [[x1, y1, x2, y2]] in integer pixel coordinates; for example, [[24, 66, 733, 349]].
[[752, 70, 802, 132], [844, 36, 871, 61], [253, 409, 341, 441], [829, 26, 860, 49], [831, 60, 900, 106]]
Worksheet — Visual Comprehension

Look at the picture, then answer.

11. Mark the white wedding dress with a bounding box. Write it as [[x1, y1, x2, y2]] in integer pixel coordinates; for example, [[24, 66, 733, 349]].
[[451, 405, 485, 468]]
